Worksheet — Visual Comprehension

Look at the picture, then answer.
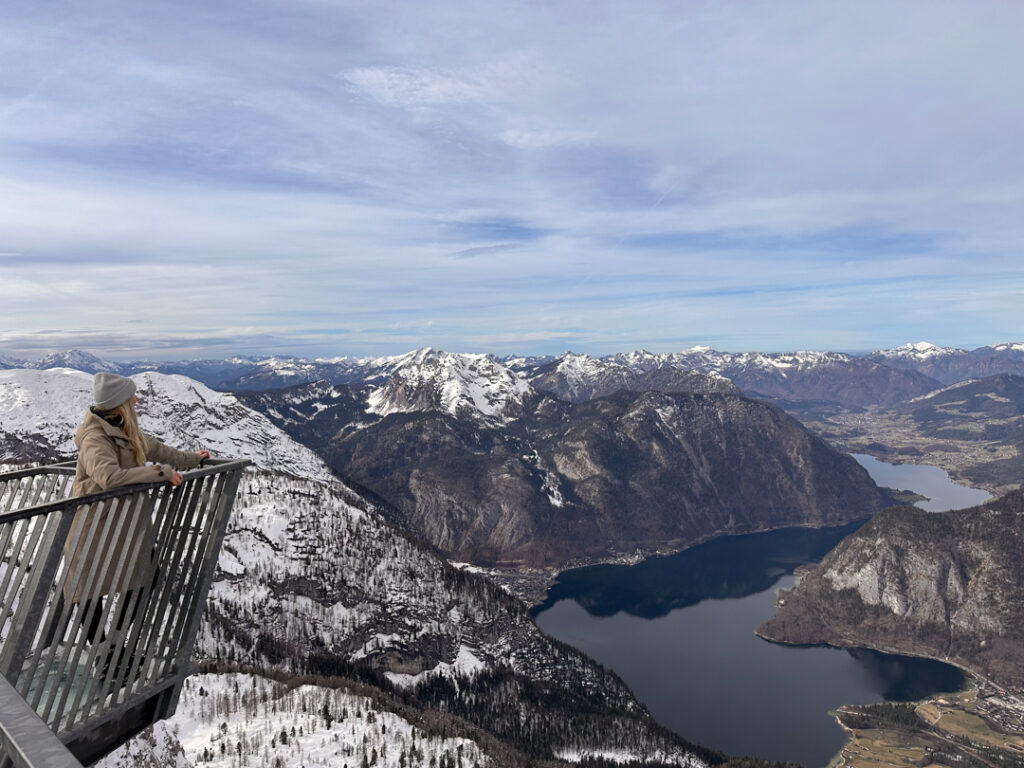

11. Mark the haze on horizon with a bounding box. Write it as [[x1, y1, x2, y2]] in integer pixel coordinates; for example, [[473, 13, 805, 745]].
[[2, 1, 1023, 360]]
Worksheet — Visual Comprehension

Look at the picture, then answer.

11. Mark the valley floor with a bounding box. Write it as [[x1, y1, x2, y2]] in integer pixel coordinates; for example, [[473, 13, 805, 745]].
[[799, 407, 1022, 497], [829, 685, 1024, 768]]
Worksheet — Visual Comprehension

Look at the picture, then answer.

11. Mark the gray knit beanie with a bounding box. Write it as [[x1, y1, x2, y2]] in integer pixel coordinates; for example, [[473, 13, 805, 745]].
[[93, 373, 137, 411]]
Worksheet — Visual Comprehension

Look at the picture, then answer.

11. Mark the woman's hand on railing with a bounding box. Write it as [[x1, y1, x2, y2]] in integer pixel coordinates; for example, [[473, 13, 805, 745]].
[[197, 450, 211, 461], [170, 471, 184, 487]]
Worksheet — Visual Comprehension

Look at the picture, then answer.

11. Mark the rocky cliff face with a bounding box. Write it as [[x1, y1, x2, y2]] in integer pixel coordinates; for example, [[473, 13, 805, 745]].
[[322, 389, 891, 567], [758, 489, 1024, 688]]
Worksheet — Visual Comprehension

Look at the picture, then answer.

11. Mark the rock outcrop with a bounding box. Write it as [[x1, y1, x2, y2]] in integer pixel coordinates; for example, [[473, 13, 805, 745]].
[[758, 489, 1024, 688]]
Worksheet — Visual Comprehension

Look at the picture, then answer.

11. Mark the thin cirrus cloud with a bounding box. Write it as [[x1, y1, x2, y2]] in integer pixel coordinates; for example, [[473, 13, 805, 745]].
[[0, 0, 1022, 359]]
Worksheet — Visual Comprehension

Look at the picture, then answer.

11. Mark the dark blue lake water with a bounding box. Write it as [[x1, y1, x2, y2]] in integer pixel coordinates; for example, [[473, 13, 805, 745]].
[[533, 456, 981, 767]]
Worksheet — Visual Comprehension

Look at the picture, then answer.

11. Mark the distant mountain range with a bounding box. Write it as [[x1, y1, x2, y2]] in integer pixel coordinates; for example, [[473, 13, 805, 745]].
[[6, 341, 1024, 400], [8, 344, 1003, 569], [866, 341, 1024, 385]]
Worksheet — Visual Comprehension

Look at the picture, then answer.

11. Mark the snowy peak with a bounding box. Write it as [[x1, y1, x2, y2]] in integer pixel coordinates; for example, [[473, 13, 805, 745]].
[[0, 368, 334, 482], [989, 342, 1024, 354], [366, 350, 532, 422], [738, 350, 852, 371], [33, 349, 123, 373], [872, 341, 963, 360]]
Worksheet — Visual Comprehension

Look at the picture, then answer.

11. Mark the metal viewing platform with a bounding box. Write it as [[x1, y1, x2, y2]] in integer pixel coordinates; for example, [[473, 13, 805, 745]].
[[0, 458, 249, 767]]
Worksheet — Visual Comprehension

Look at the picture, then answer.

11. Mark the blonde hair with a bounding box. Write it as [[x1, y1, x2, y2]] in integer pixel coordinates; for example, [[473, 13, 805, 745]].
[[112, 400, 147, 465]]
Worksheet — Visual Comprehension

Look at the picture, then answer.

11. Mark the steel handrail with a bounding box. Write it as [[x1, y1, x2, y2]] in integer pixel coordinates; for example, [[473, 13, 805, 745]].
[[0, 458, 250, 525]]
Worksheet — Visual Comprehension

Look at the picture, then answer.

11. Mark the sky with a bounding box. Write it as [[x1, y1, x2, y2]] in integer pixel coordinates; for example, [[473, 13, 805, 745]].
[[1, 0, 1023, 360]]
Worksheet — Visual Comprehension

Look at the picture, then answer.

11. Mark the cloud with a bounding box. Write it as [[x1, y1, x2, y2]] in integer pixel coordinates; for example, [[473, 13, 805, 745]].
[[449, 242, 525, 259], [342, 66, 487, 108], [1, 0, 1023, 357], [500, 128, 593, 149]]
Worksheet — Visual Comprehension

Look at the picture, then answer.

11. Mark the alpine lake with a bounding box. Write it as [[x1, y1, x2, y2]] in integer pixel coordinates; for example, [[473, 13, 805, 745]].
[[532, 455, 991, 767]]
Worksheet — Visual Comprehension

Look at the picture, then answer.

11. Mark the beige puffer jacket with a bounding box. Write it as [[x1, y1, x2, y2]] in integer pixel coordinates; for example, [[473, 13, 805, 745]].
[[65, 410, 202, 600]]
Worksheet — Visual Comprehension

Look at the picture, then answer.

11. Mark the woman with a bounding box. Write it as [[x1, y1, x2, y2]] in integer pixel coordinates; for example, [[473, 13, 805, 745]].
[[58, 372, 210, 658], [73, 372, 209, 497]]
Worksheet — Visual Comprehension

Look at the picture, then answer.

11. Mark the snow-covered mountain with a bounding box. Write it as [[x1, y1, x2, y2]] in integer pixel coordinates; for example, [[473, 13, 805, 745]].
[[0, 368, 333, 481], [8, 343, 1024, 412], [992, 342, 1024, 354], [866, 341, 1024, 385], [870, 341, 964, 361], [365, 349, 532, 423], [33, 349, 125, 374], [0, 348, 124, 373], [1, 369, 720, 768], [528, 352, 736, 403], [0, 353, 28, 369]]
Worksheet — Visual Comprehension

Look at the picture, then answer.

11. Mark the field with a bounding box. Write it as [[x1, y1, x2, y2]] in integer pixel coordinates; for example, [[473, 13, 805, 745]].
[[829, 686, 1024, 768]]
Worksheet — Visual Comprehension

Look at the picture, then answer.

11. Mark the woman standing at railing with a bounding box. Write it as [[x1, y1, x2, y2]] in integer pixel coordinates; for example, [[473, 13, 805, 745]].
[[49, 373, 211, 673], [72, 373, 209, 496]]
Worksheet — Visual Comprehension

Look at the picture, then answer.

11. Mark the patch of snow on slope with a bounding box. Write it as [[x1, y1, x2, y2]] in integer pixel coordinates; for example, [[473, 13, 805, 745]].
[[555, 747, 702, 766], [908, 378, 978, 403], [96, 673, 490, 768], [385, 644, 486, 688]]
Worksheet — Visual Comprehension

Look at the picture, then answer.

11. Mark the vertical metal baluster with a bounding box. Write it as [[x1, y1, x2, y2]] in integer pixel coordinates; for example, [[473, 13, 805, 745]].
[[0, 516, 52, 680], [25, 474, 60, 511], [43, 495, 133, 729], [168, 471, 233, 672], [102, 489, 159, 702], [161, 473, 224, 669], [12, 510, 76, 709], [0, 520, 28, 635], [144, 479, 207, 684], [2, 477, 29, 514], [0, 478, 23, 514], [0, 478, 12, 511], [124, 479, 194, 688], [74, 492, 150, 722], [0, 522, 14, 645], [33, 498, 113, 726]]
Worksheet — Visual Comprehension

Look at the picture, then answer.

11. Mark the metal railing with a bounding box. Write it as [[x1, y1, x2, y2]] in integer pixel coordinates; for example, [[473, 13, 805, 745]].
[[0, 458, 249, 766]]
